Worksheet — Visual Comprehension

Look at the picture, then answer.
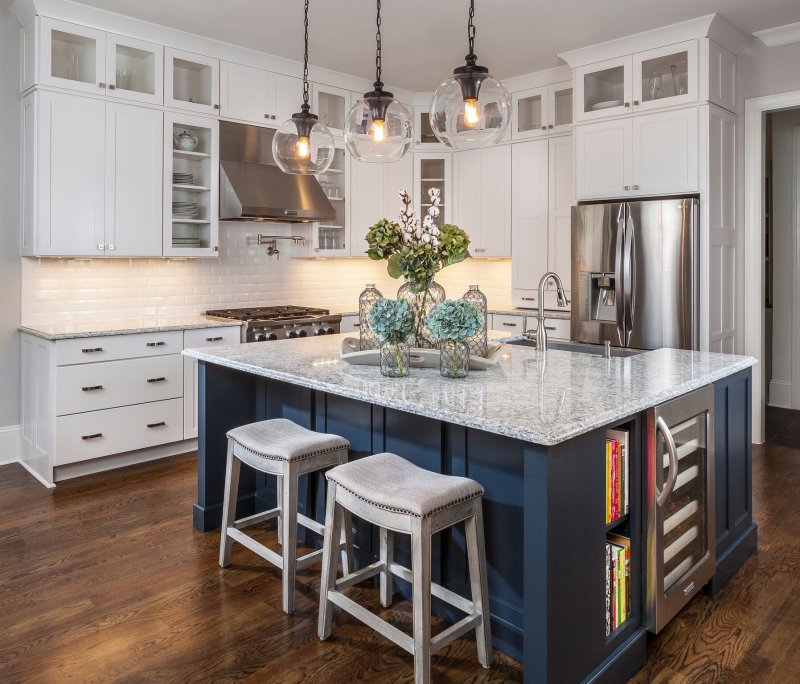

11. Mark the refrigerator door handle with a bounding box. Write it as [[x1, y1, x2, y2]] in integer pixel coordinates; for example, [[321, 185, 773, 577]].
[[614, 205, 626, 345], [624, 211, 636, 346]]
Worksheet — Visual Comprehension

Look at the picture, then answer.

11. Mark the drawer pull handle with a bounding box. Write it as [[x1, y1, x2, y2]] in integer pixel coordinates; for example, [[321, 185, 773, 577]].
[[147, 377, 167, 383], [205, 336, 224, 342], [545, 326, 556, 331], [81, 433, 102, 440], [81, 385, 103, 392], [502, 322, 517, 327], [82, 347, 103, 353], [147, 421, 166, 429], [521, 297, 536, 301], [146, 341, 167, 347]]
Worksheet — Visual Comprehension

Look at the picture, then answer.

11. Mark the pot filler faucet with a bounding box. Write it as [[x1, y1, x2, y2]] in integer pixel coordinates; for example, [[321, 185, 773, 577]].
[[536, 272, 570, 352]]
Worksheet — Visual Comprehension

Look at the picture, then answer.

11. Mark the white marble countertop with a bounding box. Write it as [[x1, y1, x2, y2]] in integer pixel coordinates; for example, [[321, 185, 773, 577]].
[[183, 334, 755, 446], [19, 315, 243, 340]]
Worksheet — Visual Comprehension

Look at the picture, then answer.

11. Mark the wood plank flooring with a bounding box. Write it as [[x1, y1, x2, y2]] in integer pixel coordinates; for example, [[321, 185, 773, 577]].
[[0, 434, 798, 682]]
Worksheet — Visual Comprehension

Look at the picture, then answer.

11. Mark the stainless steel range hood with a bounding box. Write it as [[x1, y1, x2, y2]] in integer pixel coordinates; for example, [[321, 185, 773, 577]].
[[219, 121, 335, 223]]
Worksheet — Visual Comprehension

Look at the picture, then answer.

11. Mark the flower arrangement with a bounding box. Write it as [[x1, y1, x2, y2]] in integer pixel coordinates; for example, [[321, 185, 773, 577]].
[[365, 189, 472, 293], [426, 299, 485, 342], [368, 299, 415, 378], [368, 299, 415, 343]]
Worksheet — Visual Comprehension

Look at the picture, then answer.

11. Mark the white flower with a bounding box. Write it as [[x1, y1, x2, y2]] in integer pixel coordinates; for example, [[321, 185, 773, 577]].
[[430, 226, 440, 237], [398, 189, 407, 198], [428, 187, 440, 198], [421, 233, 431, 243], [431, 236, 439, 248], [422, 215, 434, 229], [428, 205, 440, 218]]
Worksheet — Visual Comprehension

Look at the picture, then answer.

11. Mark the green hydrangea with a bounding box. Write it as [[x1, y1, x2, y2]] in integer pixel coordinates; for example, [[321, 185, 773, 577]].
[[365, 219, 405, 260], [387, 243, 440, 292], [368, 299, 415, 343], [426, 299, 484, 342], [437, 224, 471, 267]]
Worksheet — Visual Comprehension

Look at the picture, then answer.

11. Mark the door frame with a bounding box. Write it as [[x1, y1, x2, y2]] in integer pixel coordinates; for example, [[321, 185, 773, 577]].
[[744, 89, 800, 443]]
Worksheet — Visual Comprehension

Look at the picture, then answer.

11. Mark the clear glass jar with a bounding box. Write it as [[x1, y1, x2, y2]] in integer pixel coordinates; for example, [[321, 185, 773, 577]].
[[440, 339, 470, 379], [462, 284, 488, 358], [358, 283, 383, 350], [380, 339, 410, 378], [397, 280, 446, 348]]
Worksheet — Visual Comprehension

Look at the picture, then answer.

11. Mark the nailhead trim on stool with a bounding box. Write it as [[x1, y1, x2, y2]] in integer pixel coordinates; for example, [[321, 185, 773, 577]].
[[219, 418, 352, 615], [318, 452, 492, 684]]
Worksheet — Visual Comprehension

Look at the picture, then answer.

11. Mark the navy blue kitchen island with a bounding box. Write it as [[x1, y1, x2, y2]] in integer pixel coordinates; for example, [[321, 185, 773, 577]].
[[185, 337, 756, 683]]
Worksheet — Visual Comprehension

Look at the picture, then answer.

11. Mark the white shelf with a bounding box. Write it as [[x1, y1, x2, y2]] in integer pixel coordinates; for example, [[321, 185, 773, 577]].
[[320, 168, 344, 175], [421, 178, 445, 182], [325, 196, 345, 202], [172, 149, 211, 161], [172, 184, 210, 192], [172, 218, 210, 224], [319, 224, 344, 229]]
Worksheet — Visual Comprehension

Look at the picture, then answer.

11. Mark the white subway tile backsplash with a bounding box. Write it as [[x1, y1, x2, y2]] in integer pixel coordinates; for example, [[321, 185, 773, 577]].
[[20, 228, 513, 324]]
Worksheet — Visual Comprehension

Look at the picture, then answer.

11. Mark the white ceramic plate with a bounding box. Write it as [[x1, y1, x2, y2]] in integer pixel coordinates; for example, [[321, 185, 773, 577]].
[[590, 99, 623, 111], [339, 337, 505, 370]]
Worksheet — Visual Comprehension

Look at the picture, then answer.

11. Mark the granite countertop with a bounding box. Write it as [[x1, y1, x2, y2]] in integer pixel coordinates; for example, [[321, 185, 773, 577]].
[[19, 315, 243, 340], [184, 334, 755, 446]]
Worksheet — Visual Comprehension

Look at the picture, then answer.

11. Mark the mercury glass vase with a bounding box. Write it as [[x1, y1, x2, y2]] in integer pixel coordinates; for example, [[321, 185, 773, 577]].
[[397, 279, 446, 348], [440, 339, 470, 379], [380, 339, 410, 378], [358, 283, 383, 350], [462, 284, 488, 358]]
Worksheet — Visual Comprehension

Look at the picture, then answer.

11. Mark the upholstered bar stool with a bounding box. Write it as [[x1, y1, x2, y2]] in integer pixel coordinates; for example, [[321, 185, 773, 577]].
[[317, 452, 492, 684], [219, 418, 352, 615]]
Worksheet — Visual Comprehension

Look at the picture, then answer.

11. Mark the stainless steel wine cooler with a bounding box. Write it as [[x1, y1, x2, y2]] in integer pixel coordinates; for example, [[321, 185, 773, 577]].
[[645, 385, 715, 633]]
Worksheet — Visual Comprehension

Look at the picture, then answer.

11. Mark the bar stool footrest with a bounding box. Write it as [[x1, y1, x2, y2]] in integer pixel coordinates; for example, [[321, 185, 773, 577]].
[[430, 614, 483, 654], [326, 589, 415, 655], [234, 507, 280, 529], [335, 560, 386, 591], [389, 561, 476, 615], [226, 528, 283, 569]]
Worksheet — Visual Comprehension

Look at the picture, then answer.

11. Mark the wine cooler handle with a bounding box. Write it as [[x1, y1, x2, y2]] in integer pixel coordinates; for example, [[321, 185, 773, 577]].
[[656, 416, 679, 507]]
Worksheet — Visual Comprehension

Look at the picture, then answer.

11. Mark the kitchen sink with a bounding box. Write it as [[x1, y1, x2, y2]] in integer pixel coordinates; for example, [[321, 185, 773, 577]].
[[507, 338, 646, 359]]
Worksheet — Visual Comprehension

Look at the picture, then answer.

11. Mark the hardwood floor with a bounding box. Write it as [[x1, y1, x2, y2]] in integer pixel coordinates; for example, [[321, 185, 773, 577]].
[[0, 437, 797, 683]]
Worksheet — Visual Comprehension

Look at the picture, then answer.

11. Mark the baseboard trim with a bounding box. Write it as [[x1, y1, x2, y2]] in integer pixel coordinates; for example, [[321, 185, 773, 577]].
[[19, 458, 56, 488], [53, 439, 197, 482], [0, 425, 22, 466]]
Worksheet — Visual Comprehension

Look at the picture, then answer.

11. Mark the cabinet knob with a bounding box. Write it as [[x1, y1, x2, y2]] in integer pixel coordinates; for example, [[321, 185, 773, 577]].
[[108, 84, 116, 90], [633, 100, 639, 106], [633, 185, 640, 190], [97, 243, 105, 250], [624, 186, 631, 191], [98, 82, 105, 88], [213, 104, 220, 110], [624, 102, 630, 107], [271, 114, 276, 120], [541, 125, 547, 131], [107, 244, 115, 251], [548, 124, 554, 129]]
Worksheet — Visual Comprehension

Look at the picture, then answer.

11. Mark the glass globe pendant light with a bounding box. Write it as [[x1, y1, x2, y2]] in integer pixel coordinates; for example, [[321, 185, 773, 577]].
[[344, 0, 414, 163], [429, 0, 511, 149], [272, 0, 335, 175]]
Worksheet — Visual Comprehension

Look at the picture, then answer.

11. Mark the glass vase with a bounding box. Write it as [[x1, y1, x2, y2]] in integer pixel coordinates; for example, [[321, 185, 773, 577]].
[[440, 339, 470, 379], [462, 284, 488, 358], [397, 279, 446, 348], [380, 339, 410, 378], [358, 283, 383, 350]]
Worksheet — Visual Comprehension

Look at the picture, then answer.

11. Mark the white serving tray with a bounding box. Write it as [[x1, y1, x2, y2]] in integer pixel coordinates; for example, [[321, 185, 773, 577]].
[[339, 337, 504, 370]]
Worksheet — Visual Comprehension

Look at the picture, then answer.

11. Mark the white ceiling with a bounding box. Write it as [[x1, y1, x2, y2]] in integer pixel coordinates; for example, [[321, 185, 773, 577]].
[[75, 0, 800, 90]]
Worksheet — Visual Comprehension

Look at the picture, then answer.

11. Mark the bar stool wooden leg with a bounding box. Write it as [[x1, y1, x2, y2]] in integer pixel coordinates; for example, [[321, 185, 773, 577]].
[[340, 509, 354, 576], [412, 519, 433, 684], [276, 473, 284, 546], [281, 464, 299, 614], [379, 527, 394, 608], [219, 439, 240, 567], [318, 482, 340, 640], [466, 504, 493, 668]]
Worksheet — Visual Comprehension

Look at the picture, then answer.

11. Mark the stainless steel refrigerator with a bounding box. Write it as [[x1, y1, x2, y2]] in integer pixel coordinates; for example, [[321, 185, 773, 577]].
[[571, 197, 699, 350]]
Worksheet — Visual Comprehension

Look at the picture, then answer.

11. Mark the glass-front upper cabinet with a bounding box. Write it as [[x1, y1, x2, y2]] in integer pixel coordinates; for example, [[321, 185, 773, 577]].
[[633, 41, 698, 112], [165, 48, 220, 116], [575, 56, 632, 123], [513, 81, 573, 139], [313, 146, 349, 256], [106, 34, 163, 105], [313, 84, 350, 137], [40, 17, 106, 94]]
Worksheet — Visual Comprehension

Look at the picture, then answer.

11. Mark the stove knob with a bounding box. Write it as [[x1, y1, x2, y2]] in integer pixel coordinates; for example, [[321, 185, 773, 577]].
[[256, 333, 267, 342], [267, 333, 278, 341], [288, 330, 298, 339], [316, 327, 327, 336], [326, 328, 336, 335], [298, 329, 308, 337]]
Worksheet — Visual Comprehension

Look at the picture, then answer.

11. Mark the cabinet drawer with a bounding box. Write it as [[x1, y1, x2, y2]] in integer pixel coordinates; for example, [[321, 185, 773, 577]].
[[56, 331, 183, 366], [55, 398, 184, 466], [184, 326, 242, 348], [492, 314, 525, 334], [341, 315, 361, 334], [529, 317, 571, 340], [56, 354, 183, 416]]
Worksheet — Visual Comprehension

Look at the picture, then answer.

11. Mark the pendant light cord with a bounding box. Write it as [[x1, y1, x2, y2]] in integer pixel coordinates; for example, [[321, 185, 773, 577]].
[[302, 0, 310, 109], [466, 0, 477, 65], [374, 0, 383, 89]]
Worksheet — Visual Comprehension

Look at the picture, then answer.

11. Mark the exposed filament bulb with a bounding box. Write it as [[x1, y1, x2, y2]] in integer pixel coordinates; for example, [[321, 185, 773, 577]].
[[372, 119, 385, 142], [295, 136, 310, 159], [464, 99, 480, 127]]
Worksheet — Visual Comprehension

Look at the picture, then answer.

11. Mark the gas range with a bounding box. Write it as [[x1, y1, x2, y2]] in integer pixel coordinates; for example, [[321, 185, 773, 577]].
[[205, 306, 342, 343]]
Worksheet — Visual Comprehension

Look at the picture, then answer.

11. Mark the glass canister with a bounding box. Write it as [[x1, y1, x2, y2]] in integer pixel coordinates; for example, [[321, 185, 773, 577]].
[[462, 284, 488, 358], [358, 283, 383, 350], [380, 339, 411, 378], [440, 339, 470, 379], [397, 280, 446, 348]]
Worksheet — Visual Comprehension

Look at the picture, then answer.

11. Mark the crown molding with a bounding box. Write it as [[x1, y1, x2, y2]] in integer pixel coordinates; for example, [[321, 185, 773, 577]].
[[753, 21, 800, 47]]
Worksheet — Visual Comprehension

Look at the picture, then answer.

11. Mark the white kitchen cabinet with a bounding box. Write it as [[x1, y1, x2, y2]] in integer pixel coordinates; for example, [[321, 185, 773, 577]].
[[220, 61, 271, 123], [105, 33, 163, 105], [415, 153, 452, 225], [183, 326, 241, 439], [341, 315, 361, 334], [706, 40, 736, 113], [105, 103, 163, 256], [453, 146, 511, 257], [632, 40, 698, 112], [384, 151, 414, 221], [632, 107, 698, 196], [575, 117, 632, 200], [511, 139, 549, 300], [527, 317, 571, 341], [165, 48, 220, 116], [163, 111, 219, 257], [491, 314, 525, 335], [28, 90, 106, 256], [349, 159, 386, 258], [270, 72, 302, 126], [512, 81, 573, 140], [575, 55, 632, 123], [313, 84, 350, 137], [39, 17, 106, 95], [547, 135, 574, 294]]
